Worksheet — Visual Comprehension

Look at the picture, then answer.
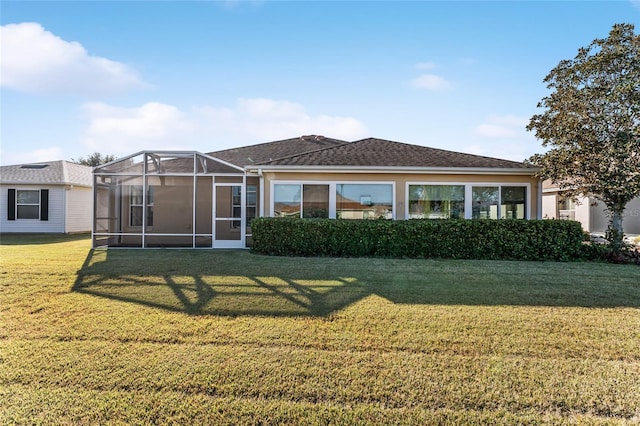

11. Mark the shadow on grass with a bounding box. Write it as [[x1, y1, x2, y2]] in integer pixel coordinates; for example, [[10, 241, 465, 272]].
[[73, 249, 370, 316], [73, 249, 640, 316]]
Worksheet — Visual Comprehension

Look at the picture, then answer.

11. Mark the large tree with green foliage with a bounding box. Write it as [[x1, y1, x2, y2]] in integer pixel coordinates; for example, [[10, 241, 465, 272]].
[[527, 23, 640, 252], [72, 152, 116, 167]]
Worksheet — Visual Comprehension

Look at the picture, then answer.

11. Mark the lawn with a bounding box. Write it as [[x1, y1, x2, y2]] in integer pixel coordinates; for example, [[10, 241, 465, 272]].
[[1, 234, 640, 425]]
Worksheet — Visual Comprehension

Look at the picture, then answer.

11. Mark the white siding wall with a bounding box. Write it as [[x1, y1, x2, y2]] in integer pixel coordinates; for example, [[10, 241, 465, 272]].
[[0, 185, 65, 233], [65, 186, 92, 233]]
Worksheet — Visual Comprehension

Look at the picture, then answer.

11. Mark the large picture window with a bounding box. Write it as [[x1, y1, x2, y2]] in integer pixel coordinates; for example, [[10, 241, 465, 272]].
[[130, 186, 154, 227], [273, 182, 394, 219], [407, 183, 528, 220], [16, 190, 40, 219], [408, 185, 465, 219], [337, 184, 393, 219]]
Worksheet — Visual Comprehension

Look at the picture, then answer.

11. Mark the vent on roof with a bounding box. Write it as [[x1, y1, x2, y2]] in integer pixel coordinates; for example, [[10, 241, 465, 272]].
[[20, 164, 49, 169]]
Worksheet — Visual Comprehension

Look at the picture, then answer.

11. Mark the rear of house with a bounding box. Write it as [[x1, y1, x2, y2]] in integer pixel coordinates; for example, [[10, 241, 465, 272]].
[[0, 161, 93, 234], [92, 136, 541, 249]]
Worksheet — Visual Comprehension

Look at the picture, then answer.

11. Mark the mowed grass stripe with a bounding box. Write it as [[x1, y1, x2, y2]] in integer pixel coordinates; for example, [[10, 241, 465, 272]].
[[3, 385, 628, 426], [2, 339, 639, 419], [4, 303, 640, 362]]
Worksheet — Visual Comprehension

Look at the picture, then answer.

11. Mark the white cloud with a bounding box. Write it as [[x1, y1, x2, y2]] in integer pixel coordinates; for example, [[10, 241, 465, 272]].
[[466, 115, 537, 161], [81, 98, 369, 156], [410, 74, 453, 91], [0, 147, 64, 166], [473, 115, 529, 139], [0, 22, 149, 96], [82, 102, 195, 154], [415, 62, 437, 70]]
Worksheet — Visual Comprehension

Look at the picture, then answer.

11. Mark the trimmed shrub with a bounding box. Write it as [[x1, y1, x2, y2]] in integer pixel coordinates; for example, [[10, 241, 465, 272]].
[[251, 218, 585, 261]]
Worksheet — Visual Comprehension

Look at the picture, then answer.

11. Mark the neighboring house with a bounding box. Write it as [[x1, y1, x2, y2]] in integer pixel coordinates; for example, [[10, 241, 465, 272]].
[[0, 160, 93, 234], [92, 135, 541, 248], [542, 180, 640, 235]]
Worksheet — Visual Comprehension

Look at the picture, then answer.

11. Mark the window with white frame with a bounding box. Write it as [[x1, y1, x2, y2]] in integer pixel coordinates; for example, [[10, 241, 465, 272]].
[[408, 185, 465, 219], [130, 186, 154, 227], [273, 182, 394, 219], [16, 190, 40, 219], [336, 183, 393, 219], [471, 185, 527, 219], [407, 183, 528, 220]]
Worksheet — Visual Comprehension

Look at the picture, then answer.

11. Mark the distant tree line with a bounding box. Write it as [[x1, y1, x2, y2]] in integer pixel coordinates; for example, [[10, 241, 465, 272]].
[[72, 152, 116, 167]]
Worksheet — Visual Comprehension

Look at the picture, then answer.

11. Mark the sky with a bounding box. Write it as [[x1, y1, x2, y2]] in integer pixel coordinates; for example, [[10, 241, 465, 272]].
[[1, 1, 639, 166]]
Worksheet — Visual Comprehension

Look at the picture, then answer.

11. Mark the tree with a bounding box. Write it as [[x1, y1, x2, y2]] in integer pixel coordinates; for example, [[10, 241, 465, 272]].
[[72, 152, 116, 167], [526, 23, 640, 252]]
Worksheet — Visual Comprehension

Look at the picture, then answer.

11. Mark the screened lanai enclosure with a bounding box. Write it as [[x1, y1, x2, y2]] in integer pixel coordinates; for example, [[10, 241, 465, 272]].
[[93, 152, 258, 248]]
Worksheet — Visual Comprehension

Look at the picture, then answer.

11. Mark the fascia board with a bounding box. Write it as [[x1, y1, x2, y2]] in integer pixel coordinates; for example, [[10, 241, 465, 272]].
[[245, 165, 538, 175]]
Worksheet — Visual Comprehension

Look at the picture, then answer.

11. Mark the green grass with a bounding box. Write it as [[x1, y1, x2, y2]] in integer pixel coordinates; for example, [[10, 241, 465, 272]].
[[1, 234, 640, 425]]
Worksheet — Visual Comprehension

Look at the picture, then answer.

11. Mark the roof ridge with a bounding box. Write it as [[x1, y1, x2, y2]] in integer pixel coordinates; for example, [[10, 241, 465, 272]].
[[253, 137, 352, 165], [212, 135, 346, 155]]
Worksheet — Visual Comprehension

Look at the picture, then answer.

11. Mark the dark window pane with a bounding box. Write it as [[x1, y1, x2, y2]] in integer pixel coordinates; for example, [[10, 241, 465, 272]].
[[17, 205, 39, 219]]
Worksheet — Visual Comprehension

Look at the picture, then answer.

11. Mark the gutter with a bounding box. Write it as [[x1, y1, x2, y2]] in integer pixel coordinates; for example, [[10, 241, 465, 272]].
[[244, 165, 539, 175]]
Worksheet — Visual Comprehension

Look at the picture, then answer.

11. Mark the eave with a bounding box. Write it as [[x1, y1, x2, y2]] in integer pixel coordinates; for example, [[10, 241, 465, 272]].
[[245, 165, 540, 176]]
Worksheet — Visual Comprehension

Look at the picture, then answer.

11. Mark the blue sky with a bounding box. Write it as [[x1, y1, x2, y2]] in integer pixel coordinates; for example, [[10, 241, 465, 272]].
[[1, 1, 639, 165]]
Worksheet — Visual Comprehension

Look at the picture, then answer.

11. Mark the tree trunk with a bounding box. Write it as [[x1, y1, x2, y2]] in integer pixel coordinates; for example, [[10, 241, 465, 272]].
[[605, 207, 625, 253]]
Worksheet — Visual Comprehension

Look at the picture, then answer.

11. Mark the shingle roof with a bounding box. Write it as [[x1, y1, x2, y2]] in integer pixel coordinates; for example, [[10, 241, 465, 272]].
[[253, 137, 531, 169], [209, 135, 348, 167], [0, 160, 93, 187]]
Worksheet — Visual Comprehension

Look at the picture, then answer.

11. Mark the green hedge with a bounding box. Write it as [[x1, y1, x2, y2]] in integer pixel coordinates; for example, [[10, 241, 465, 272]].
[[251, 218, 586, 261]]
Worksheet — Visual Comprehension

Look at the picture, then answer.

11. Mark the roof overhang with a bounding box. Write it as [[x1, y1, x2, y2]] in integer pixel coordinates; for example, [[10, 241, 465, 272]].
[[245, 165, 540, 176]]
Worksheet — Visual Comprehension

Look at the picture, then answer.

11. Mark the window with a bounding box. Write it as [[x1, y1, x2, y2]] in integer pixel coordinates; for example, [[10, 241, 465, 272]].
[[501, 186, 527, 219], [273, 182, 394, 219], [408, 185, 464, 219], [274, 184, 302, 217], [16, 190, 40, 219], [303, 185, 329, 218], [8, 189, 48, 221], [472, 186, 499, 219], [130, 186, 153, 227], [337, 184, 393, 219], [232, 185, 258, 228], [558, 197, 576, 220], [472, 185, 527, 219], [274, 184, 330, 218]]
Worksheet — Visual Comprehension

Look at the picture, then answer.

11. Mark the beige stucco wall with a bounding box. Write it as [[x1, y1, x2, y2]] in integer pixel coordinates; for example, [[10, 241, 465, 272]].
[[261, 171, 540, 220], [541, 187, 640, 234]]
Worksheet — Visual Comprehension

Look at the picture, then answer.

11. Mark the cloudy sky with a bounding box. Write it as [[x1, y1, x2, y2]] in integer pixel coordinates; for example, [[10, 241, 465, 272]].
[[1, 1, 639, 165]]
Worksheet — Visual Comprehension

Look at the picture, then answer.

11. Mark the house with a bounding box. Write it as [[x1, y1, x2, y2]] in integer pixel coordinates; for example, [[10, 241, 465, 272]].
[[542, 180, 640, 235], [92, 136, 541, 248], [1, 160, 93, 234]]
